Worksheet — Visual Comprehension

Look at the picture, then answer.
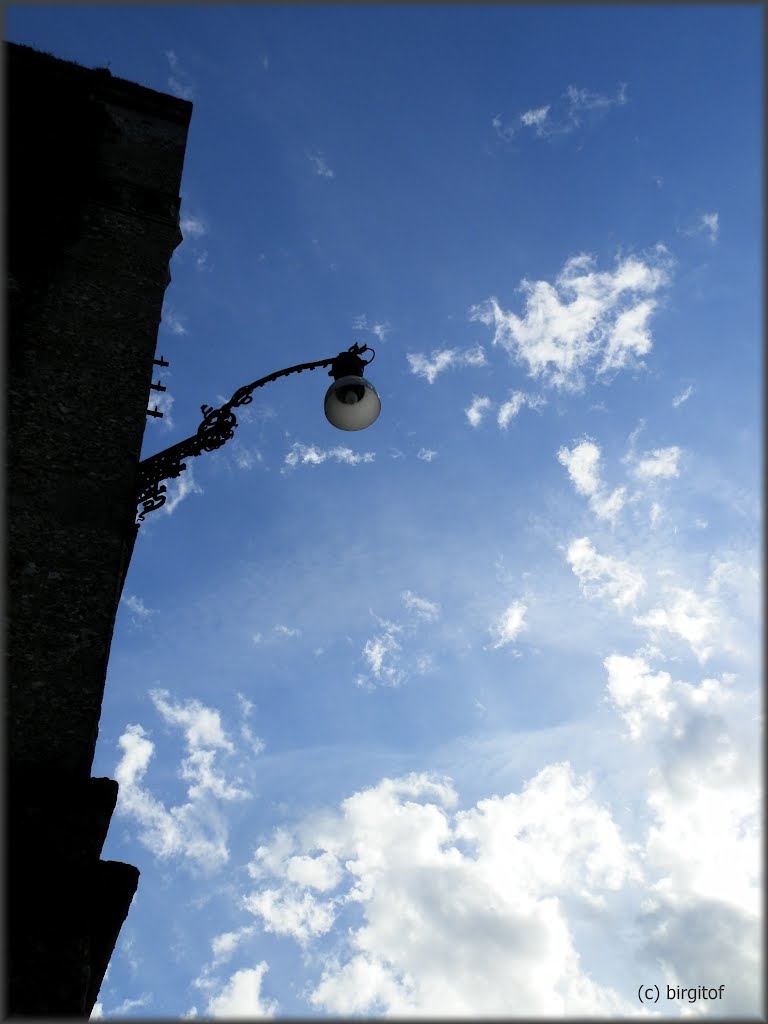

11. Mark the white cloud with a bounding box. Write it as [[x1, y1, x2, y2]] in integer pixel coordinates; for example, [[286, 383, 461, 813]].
[[352, 314, 390, 341], [362, 627, 405, 688], [401, 590, 440, 622], [566, 537, 645, 609], [566, 82, 627, 116], [469, 247, 672, 391], [520, 104, 550, 129], [247, 768, 637, 1016], [307, 151, 335, 178], [557, 439, 601, 497], [282, 442, 375, 471], [632, 446, 682, 480], [162, 308, 187, 336], [406, 345, 487, 384], [672, 384, 693, 407], [165, 50, 194, 100], [604, 654, 676, 740], [416, 447, 437, 462], [465, 395, 492, 427], [243, 889, 336, 945], [113, 694, 250, 872], [273, 624, 301, 639], [557, 439, 626, 523], [491, 113, 515, 142], [681, 211, 720, 244], [205, 964, 278, 1018], [634, 586, 721, 663], [489, 600, 527, 649], [497, 390, 545, 429], [121, 594, 154, 621], [180, 214, 207, 238]]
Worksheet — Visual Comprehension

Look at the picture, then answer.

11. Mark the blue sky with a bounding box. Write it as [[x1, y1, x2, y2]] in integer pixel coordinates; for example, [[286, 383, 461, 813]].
[[7, 4, 762, 1018]]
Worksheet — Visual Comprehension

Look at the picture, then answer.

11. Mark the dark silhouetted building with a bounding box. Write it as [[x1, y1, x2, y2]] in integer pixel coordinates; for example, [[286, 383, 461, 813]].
[[6, 41, 192, 1015]]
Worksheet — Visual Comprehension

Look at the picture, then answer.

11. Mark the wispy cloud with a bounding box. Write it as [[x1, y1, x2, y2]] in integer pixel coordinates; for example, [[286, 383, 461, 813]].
[[497, 83, 627, 145], [401, 590, 440, 622], [161, 465, 204, 517], [491, 113, 515, 142], [469, 246, 673, 392], [352, 314, 391, 342], [162, 307, 187, 336], [679, 211, 720, 244], [164, 49, 195, 100], [307, 151, 335, 178], [282, 443, 375, 472], [416, 448, 438, 462], [406, 345, 487, 384], [672, 385, 693, 408]]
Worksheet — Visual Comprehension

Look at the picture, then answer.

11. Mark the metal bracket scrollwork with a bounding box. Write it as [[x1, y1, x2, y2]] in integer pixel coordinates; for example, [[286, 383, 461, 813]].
[[135, 343, 372, 524]]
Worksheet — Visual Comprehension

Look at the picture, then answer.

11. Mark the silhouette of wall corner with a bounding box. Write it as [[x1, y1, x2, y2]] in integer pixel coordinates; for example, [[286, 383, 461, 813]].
[[6, 40, 192, 1015]]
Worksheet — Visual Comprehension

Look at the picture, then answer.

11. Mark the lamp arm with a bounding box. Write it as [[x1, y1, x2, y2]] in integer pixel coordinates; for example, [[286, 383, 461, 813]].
[[136, 346, 372, 523]]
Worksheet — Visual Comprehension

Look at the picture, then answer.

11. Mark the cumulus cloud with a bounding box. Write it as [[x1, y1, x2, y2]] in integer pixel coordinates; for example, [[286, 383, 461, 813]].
[[242, 768, 638, 1016], [406, 345, 487, 384], [205, 964, 278, 1018], [557, 439, 626, 523], [604, 653, 759, 1012], [470, 247, 672, 391], [566, 537, 645, 609], [282, 442, 375, 472], [361, 622, 406, 688], [464, 395, 492, 427], [307, 151, 335, 178]]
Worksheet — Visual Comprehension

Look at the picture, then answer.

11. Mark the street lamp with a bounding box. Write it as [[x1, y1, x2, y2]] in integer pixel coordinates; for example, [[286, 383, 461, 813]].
[[136, 342, 380, 523]]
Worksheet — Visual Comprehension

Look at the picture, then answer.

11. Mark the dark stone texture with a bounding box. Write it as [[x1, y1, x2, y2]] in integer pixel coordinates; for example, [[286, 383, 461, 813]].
[[6, 41, 191, 1015]]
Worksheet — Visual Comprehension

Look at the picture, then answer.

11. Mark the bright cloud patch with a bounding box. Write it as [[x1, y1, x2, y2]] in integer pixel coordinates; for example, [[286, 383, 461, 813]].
[[557, 439, 626, 523], [406, 345, 487, 384], [282, 443, 375, 471], [469, 247, 672, 391], [465, 395, 492, 427], [113, 694, 251, 872], [241, 768, 637, 1016], [489, 600, 527, 649], [497, 390, 545, 429], [672, 384, 693, 407], [520, 104, 550, 128], [566, 537, 645, 609], [307, 151, 334, 178], [632, 446, 682, 480], [205, 964, 277, 1018], [634, 586, 721, 663]]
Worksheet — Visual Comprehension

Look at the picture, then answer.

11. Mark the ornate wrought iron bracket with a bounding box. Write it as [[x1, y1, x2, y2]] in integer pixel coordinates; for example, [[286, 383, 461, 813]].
[[136, 342, 373, 523]]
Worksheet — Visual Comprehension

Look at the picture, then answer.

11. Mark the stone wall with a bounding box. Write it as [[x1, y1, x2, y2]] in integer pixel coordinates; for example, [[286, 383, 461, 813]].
[[6, 42, 192, 1015]]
